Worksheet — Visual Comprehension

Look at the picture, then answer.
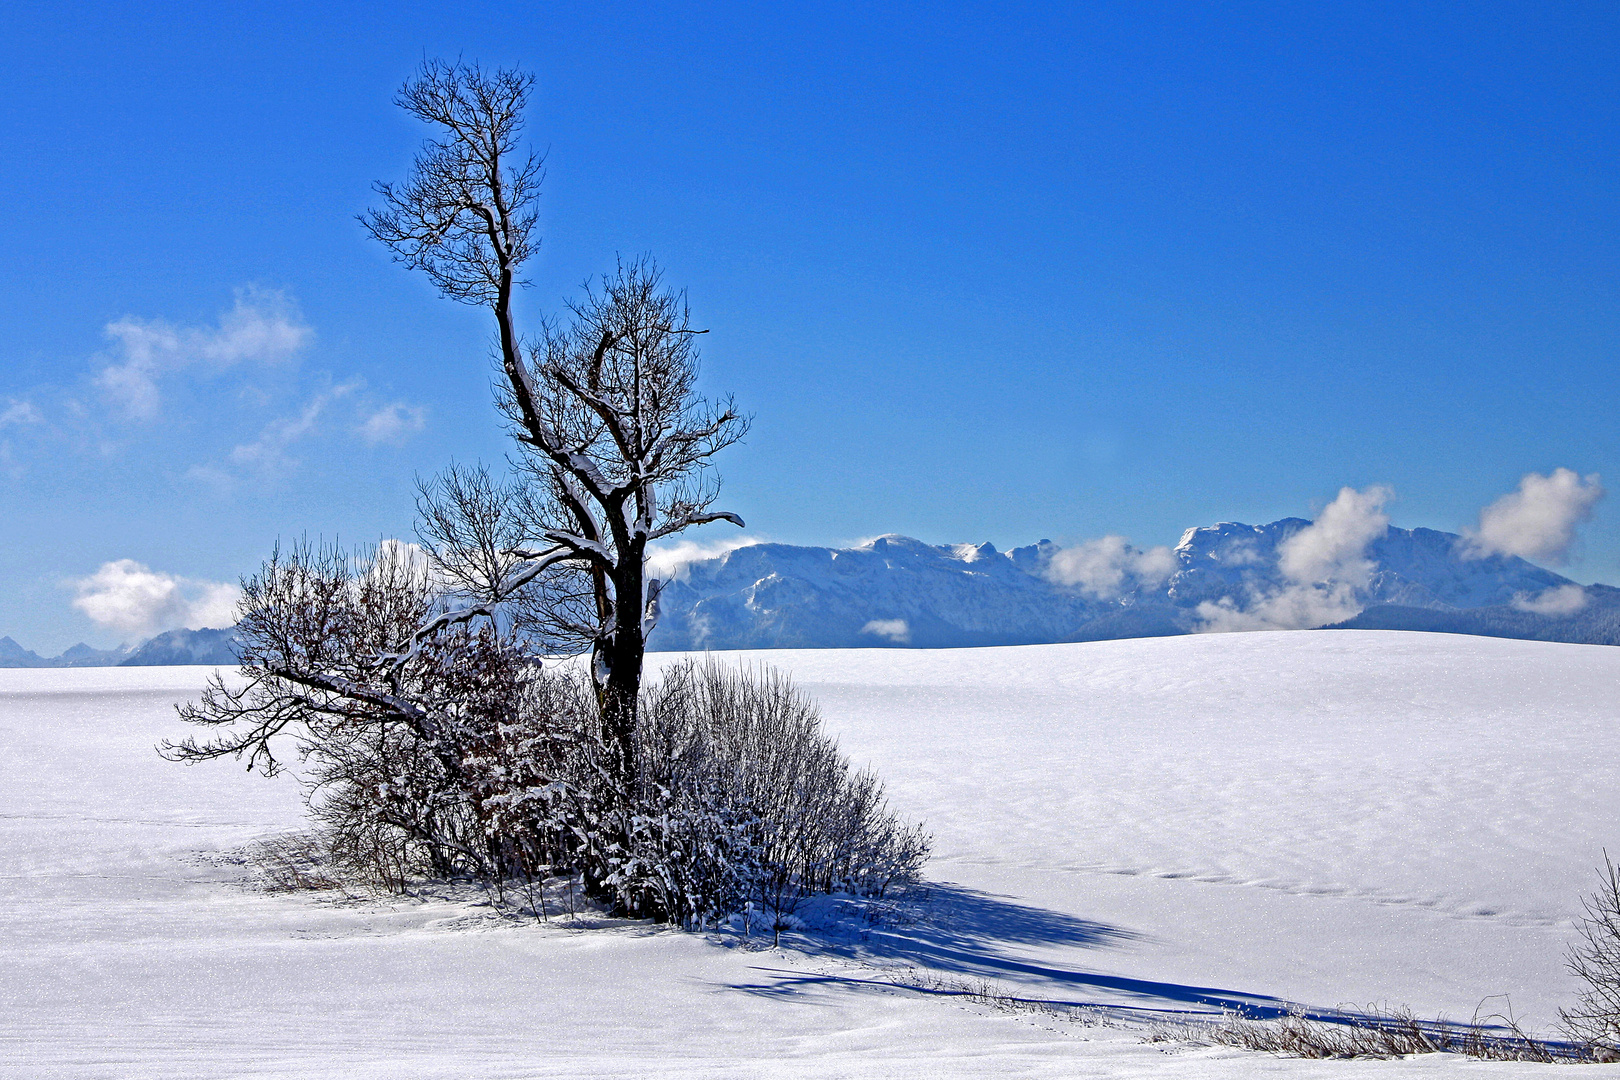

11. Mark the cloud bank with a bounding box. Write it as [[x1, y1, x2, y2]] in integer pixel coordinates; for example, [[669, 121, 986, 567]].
[[71, 560, 241, 637], [1465, 468, 1604, 564], [1278, 484, 1392, 587]]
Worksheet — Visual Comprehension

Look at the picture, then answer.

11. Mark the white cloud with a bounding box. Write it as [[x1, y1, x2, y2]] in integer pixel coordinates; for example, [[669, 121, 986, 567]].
[[95, 353, 165, 419], [860, 619, 911, 644], [1197, 485, 1391, 633], [359, 402, 428, 446], [71, 560, 241, 636], [364, 539, 451, 590], [645, 535, 763, 580], [0, 402, 38, 479], [1213, 540, 1265, 566], [684, 609, 719, 650], [1045, 535, 1178, 599], [96, 287, 312, 418], [1465, 468, 1604, 564], [374, 537, 431, 570], [1195, 583, 1363, 633], [1511, 583, 1589, 617], [183, 463, 235, 491], [229, 381, 359, 473], [0, 399, 41, 427], [1277, 485, 1391, 587]]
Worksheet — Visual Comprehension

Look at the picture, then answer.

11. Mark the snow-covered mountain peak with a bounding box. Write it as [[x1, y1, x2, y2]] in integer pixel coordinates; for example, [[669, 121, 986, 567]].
[[856, 534, 948, 556], [1173, 519, 1311, 562], [949, 541, 999, 563]]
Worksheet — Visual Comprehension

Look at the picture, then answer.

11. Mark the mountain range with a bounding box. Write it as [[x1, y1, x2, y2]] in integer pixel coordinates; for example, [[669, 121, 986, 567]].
[[4, 518, 1615, 666], [645, 520, 1620, 650], [0, 627, 239, 669]]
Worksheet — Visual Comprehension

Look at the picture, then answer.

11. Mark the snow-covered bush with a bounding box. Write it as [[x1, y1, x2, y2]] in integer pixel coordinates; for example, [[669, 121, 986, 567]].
[[587, 661, 931, 929], [168, 544, 927, 925], [165, 540, 579, 885]]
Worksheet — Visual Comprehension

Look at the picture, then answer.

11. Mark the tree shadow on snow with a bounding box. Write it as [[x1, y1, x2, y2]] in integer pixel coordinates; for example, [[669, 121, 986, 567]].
[[727, 881, 1291, 1019]]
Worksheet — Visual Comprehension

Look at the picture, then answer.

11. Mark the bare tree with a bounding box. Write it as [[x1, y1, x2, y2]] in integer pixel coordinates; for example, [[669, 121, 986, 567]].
[[164, 60, 927, 923], [362, 60, 748, 789]]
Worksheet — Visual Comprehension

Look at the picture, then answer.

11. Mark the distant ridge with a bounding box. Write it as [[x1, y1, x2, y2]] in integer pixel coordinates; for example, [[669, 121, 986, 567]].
[[1327, 591, 1620, 646], [0, 636, 46, 667], [0, 636, 132, 668], [119, 627, 239, 667], [0, 629, 236, 669]]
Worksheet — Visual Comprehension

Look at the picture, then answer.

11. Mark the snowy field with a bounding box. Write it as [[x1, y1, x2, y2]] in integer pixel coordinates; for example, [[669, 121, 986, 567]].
[[4, 629, 1620, 1077]]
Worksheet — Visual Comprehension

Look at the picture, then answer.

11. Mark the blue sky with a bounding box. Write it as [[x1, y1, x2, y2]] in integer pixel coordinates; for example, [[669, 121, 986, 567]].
[[1, 1, 1616, 652]]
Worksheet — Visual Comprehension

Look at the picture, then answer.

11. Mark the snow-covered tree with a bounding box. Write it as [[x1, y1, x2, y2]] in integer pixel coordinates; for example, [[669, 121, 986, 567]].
[[361, 60, 747, 789], [165, 61, 927, 923]]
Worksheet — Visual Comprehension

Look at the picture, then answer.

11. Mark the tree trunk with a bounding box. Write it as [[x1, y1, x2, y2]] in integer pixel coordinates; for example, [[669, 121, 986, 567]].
[[597, 556, 646, 794]]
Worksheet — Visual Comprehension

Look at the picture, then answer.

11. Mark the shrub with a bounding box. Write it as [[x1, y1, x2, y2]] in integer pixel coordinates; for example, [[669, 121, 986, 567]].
[[1561, 853, 1620, 1054], [171, 550, 928, 930], [167, 540, 586, 888], [294, 658, 931, 930], [599, 660, 931, 930]]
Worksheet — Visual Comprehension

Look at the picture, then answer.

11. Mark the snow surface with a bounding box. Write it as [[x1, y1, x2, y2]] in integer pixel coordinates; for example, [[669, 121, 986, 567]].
[[4, 631, 1619, 1077]]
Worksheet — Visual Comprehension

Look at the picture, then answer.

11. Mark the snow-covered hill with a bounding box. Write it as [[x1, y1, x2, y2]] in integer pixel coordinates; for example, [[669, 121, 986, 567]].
[[4, 631, 1615, 1077], [648, 520, 1619, 650]]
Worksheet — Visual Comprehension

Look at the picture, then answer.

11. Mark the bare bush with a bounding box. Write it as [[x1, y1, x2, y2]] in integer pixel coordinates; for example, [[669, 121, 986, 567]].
[[1562, 853, 1620, 1056], [1209, 1003, 1580, 1062], [164, 539, 587, 886], [599, 661, 931, 931], [169, 550, 927, 928]]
